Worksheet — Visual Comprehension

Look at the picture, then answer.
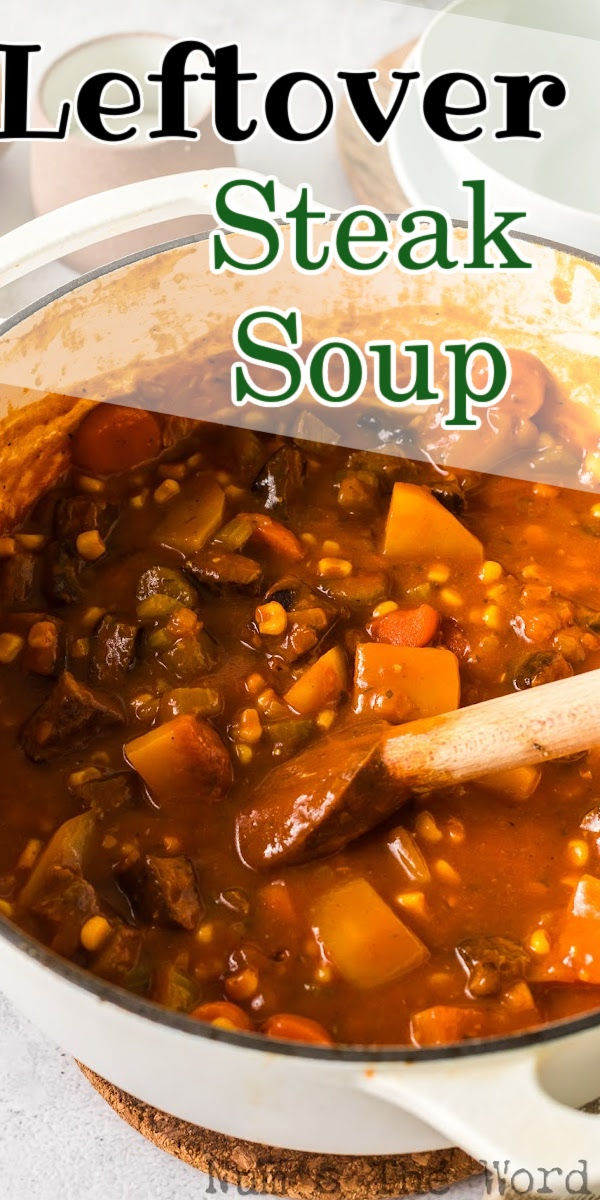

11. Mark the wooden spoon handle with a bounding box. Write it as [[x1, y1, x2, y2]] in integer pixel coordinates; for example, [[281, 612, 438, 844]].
[[382, 667, 600, 791]]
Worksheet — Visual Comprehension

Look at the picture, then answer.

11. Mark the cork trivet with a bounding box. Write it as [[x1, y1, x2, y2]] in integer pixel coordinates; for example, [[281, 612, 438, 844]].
[[78, 1063, 480, 1199], [336, 43, 416, 211]]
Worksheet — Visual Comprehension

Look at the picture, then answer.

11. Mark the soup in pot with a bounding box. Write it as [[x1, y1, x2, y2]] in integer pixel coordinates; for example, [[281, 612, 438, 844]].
[[1, 349, 600, 1048]]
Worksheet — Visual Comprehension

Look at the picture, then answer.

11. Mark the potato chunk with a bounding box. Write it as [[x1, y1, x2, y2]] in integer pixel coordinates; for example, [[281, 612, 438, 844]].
[[313, 878, 428, 988], [284, 646, 347, 715], [383, 483, 482, 561], [353, 645, 460, 722], [125, 714, 232, 803]]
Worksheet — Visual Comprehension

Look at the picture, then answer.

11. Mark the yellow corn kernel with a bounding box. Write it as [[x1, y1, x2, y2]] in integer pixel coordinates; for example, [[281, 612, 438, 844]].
[[396, 891, 427, 917], [317, 557, 353, 579], [567, 839, 589, 869], [80, 915, 111, 953], [235, 744, 254, 765], [428, 970, 454, 991], [15, 533, 45, 551], [439, 587, 463, 609], [532, 484, 558, 500], [130, 693, 159, 722], [91, 751, 110, 767], [446, 817, 465, 844], [415, 810, 443, 844], [129, 489, 149, 509], [482, 604, 503, 631], [68, 767, 102, 789], [590, 503, 600, 520], [216, 471, 232, 486], [245, 672, 266, 696], [81, 606, 106, 631], [187, 452, 204, 469], [433, 859, 461, 887], [322, 539, 340, 555], [479, 560, 503, 586], [485, 584, 507, 603], [256, 689, 288, 720], [225, 968, 259, 1002], [316, 708, 336, 731], [427, 563, 451, 584], [521, 563, 542, 580], [0, 537, 16, 558], [211, 1017, 238, 1031], [529, 929, 551, 957], [71, 637, 90, 658], [300, 532, 317, 548], [225, 485, 245, 502], [162, 835, 182, 854], [196, 923, 214, 944], [17, 838, 43, 871], [76, 530, 106, 561], [0, 899, 14, 918], [77, 475, 105, 494], [372, 600, 398, 619], [102, 835, 118, 850], [503, 980, 535, 1012], [158, 461, 187, 480], [315, 964, 333, 984], [255, 601, 287, 637], [153, 478, 181, 504], [236, 708, 262, 744], [0, 633, 24, 663]]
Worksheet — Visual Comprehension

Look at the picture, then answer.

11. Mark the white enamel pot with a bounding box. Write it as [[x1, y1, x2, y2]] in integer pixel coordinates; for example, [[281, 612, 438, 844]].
[[0, 169, 600, 1192]]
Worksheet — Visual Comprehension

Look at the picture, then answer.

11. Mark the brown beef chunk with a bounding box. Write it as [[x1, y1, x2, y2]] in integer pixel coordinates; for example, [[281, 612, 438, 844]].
[[456, 935, 530, 997], [122, 854, 203, 931], [73, 771, 139, 816], [54, 495, 116, 544], [186, 551, 261, 593], [512, 651, 572, 691], [0, 553, 39, 609], [252, 446, 305, 516], [29, 865, 99, 956], [20, 670, 123, 763], [91, 615, 139, 685], [44, 545, 83, 606], [93, 925, 143, 985]]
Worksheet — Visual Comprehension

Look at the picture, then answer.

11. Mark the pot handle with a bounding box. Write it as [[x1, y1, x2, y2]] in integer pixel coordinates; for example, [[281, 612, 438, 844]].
[[361, 1034, 600, 1194], [0, 168, 305, 290]]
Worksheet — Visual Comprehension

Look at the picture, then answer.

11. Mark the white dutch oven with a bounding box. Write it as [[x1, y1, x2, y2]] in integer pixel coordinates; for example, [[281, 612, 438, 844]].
[[0, 170, 600, 1193]]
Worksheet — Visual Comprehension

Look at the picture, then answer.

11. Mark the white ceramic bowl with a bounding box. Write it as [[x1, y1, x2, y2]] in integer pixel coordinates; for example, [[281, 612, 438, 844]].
[[391, 0, 600, 254]]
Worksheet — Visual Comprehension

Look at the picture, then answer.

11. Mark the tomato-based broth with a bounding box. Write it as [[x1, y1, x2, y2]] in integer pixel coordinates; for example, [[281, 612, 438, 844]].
[[1, 349, 600, 1049]]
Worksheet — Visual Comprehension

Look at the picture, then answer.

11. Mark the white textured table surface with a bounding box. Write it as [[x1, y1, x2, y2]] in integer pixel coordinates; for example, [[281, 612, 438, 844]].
[[0, 2, 479, 1197]]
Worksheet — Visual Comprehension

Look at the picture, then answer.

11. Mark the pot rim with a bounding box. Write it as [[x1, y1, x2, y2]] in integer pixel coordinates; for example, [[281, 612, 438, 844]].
[[2, 223, 600, 1066]]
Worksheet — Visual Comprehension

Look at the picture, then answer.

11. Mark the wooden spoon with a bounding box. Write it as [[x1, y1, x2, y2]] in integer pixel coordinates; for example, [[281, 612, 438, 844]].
[[236, 668, 600, 870]]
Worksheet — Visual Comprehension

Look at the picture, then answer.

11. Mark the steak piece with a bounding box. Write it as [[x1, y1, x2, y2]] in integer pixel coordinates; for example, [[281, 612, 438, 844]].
[[29, 865, 99, 957], [0, 553, 39, 609], [252, 446, 305, 515], [91, 615, 139, 685], [73, 771, 139, 816], [456, 935, 530, 997], [20, 670, 123, 763], [54, 495, 117, 544], [44, 545, 82, 606], [186, 550, 262, 594], [124, 854, 203, 931], [94, 925, 144, 985]]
